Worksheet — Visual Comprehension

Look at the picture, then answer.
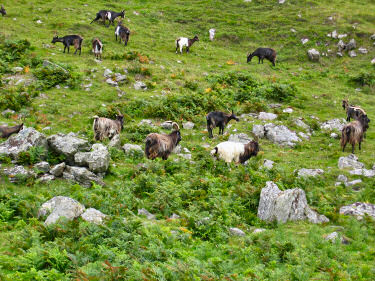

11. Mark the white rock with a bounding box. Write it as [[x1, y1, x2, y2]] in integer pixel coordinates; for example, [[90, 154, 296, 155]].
[[103, 69, 112, 77], [50, 162, 66, 177], [2, 165, 34, 183], [349, 169, 375, 177], [74, 144, 110, 173], [338, 154, 364, 169], [263, 159, 274, 169], [298, 132, 310, 140], [139, 119, 154, 127], [106, 78, 118, 86], [123, 144, 143, 155], [340, 202, 375, 220], [371, 58, 375, 65], [279, 0, 285, 4], [228, 133, 252, 144], [298, 168, 324, 177], [81, 208, 107, 225], [258, 112, 277, 120], [169, 213, 180, 219], [264, 123, 301, 147], [307, 49, 320, 62], [209, 28, 216, 41], [345, 179, 362, 187], [160, 121, 174, 130], [338, 34, 347, 39], [253, 228, 266, 234], [12, 67, 23, 73], [134, 81, 147, 90], [301, 38, 309, 45], [229, 227, 245, 236], [290, 28, 296, 33], [327, 30, 338, 38], [36, 20, 42, 24], [283, 108, 293, 113], [371, 34, 375, 40], [320, 119, 346, 131], [294, 119, 309, 130], [35, 161, 51, 173], [330, 133, 338, 139], [63, 166, 105, 187], [346, 39, 356, 50], [337, 174, 348, 182], [252, 125, 265, 138], [348, 50, 357, 57], [358, 47, 368, 54], [183, 122, 195, 130], [38, 174, 55, 183], [138, 208, 155, 220]]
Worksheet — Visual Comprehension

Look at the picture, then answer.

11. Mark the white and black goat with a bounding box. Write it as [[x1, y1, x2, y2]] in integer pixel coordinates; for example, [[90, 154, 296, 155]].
[[0, 123, 23, 138], [0, 5, 6, 16], [93, 113, 124, 141], [92, 38, 103, 60], [342, 99, 367, 122], [51, 35, 83, 55], [206, 110, 239, 138], [341, 114, 370, 153], [145, 123, 181, 160], [91, 10, 125, 27], [247, 48, 277, 66], [211, 140, 259, 164], [175, 35, 199, 54], [115, 21, 130, 46]]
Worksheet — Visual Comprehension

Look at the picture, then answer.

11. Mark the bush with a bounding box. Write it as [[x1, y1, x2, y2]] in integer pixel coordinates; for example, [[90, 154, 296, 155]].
[[350, 72, 375, 86], [33, 63, 81, 89], [0, 39, 31, 63], [17, 146, 47, 165], [0, 89, 31, 111]]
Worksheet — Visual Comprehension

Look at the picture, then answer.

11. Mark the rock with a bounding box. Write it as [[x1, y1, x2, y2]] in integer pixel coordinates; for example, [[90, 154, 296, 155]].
[[268, 103, 282, 109], [169, 213, 180, 219], [337, 40, 346, 52], [0, 127, 47, 159], [301, 38, 309, 45], [209, 28, 216, 41], [252, 125, 265, 138], [138, 208, 155, 220], [12, 67, 23, 73], [253, 228, 266, 234], [307, 49, 320, 62], [337, 52, 343, 57], [138, 119, 154, 127], [161, 121, 173, 130], [38, 196, 85, 225], [298, 132, 310, 140], [2, 165, 34, 183], [38, 174, 55, 183], [337, 174, 348, 182], [330, 133, 338, 139], [50, 162, 66, 177], [290, 28, 296, 33], [283, 108, 293, 114], [340, 202, 375, 220], [106, 78, 118, 86], [262, 159, 274, 169], [338, 154, 364, 169], [103, 69, 112, 78], [257, 181, 329, 224], [338, 34, 347, 39], [115, 74, 127, 82], [279, 0, 285, 4], [42, 60, 68, 74], [327, 30, 338, 38], [372, 58, 375, 65], [122, 144, 143, 155], [297, 168, 324, 177], [348, 50, 357, 57], [134, 81, 147, 90], [1, 109, 15, 117], [320, 118, 346, 131], [264, 123, 301, 147], [258, 112, 277, 120], [81, 208, 107, 225], [345, 179, 362, 187], [349, 169, 375, 177], [63, 166, 105, 187], [229, 227, 245, 236], [178, 153, 192, 160], [36, 20, 42, 24], [74, 144, 109, 173], [371, 34, 375, 40], [324, 232, 347, 244], [173, 145, 181, 154], [183, 122, 195, 130], [228, 133, 252, 144], [35, 161, 50, 173], [346, 39, 356, 51], [294, 119, 310, 130], [358, 47, 368, 54], [108, 134, 121, 149], [47, 133, 90, 164]]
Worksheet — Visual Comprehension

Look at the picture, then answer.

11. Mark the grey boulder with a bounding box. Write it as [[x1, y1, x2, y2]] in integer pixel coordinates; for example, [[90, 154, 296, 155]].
[[320, 119, 346, 131], [50, 162, 66, 177], [63, 166, 105, 187], [81, 208, 107, 225], [264, 123, 301, 147], [74, 144, 109, 173], [228, 133, 252, 144], [338, 154, 364, 169], [340, 202, 375, 220], [297, 168, 324, 177]]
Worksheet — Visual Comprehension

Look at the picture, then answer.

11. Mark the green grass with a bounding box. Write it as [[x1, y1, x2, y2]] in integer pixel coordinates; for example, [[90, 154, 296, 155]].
[[1, 0, 375, 279]]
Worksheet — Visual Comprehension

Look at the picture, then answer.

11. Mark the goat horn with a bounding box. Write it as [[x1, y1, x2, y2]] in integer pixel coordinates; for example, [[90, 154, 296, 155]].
[[116, 109, 121, 115], [172, 122, 180, 131]]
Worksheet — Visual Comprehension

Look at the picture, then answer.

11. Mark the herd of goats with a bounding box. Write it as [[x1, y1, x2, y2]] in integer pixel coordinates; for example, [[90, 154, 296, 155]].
[[0, 6, 371, 165]]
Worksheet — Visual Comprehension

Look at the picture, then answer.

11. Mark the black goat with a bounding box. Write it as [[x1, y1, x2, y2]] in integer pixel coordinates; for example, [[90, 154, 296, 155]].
[[51, 35, 83, 55], [0, 5, 6, 16], [206, 110, 239, 138], [91, 10, 124, 27], [115, 21, 130, 46], [247, 48, 277, 66]]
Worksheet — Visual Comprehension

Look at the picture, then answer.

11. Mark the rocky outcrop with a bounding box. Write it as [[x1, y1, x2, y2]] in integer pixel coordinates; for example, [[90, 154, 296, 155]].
[[297, 168, 324, 177], [320, 119, 346, 131], [338, 154, 364, 169], [340, 202, 375, 220], [50, 162, 66, 177], [258, 112, 277, 121], [74, 144, 109, 173], [264, 123, 301, 147], [257, 181, 329, 224], [81, 208, 107, 225], [229, 227, 245, 236], [2, 165, 34, 183], [63, 166, 105, 187], [138, 208, 156, 220]]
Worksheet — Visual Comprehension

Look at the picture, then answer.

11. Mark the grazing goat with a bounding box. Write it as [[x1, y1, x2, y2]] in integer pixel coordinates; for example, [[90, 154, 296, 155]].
[[92, 38, 103, 60], [175, 35, 199, 54], [211, 140, 259, 164], [206, 110, 239, 138], [342, 99, 367, 122], [115, 21, 130, 46], [340, 114, 370, 153], [247, 48, 277, 66], [91, 10, 124, 27], [93, 114, 124, 141], [145, 123, 181, 160], [0, 123, 23, 138], [51, 35, 83, 55], [0, 5, 6, 16]]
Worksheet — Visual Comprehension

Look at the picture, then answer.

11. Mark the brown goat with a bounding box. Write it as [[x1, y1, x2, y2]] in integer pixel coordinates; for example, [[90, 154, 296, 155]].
[[93, 114, 124, 141], [0, 123, 23, 138], [342, 99, 367, 122], [145, 123, 181, 160], [340, 114, 370, 153]]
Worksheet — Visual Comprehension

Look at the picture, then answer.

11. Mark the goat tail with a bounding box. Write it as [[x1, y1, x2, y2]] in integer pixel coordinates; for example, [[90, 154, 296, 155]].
[[341, 126, 351, 147], [210, 147, 218, 156], [145, 136, 157, 159], [176, 38, 180, 47]]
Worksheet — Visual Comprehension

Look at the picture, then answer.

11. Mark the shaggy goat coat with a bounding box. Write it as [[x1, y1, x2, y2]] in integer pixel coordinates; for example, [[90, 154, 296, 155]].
[[93, 116, 123, 141], [211, 141, 259, 164], [340, 114, 370, 153]]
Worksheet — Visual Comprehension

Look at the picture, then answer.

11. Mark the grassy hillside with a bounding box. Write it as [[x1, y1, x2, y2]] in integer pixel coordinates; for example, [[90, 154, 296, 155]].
[[0, 0, 375, 280]]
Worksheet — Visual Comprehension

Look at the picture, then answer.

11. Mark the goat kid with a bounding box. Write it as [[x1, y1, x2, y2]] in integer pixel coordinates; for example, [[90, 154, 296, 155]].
[[175, 35, 199, 54], [211, 140, 259, 164], [92, 38, 103, 60], [0, 123, 23, 138], [340, 114, 370, 153], [93, 114, 124, 141], [206, 110, 239, 138], [342, 99, 367, 122], [115, 21, 130, 46], [145, 123, 181, 160], [0, 5, 6, 16], [52, 35, 83, 55], [247, 48, 277, 66]]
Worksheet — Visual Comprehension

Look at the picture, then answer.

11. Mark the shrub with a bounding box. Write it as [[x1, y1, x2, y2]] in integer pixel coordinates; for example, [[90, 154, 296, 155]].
[[0, 39, 31, 63], [350, 71, 375, 86], [17, 146, 47, 165], [33, 63, 81, 89], [0, 89, 31, 111]]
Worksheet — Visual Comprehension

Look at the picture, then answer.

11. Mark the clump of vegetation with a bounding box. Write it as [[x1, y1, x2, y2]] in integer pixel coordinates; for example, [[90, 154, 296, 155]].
[[0, 89, 32, 111], [17, 146, 47, 165], [33, 63, 82, 89], [350, 71, 375, 87], [0, 39, 31, 63]]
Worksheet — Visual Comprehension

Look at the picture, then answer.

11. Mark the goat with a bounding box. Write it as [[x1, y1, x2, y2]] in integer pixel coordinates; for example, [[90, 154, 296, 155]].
[[175, 35, 199, 54], [115, 21, 130, 46], [145, 123, 181, 160], [0, 5, 6, 16], [342, 99, 367, 122], [51, 35, 83, 55], [0, 123, 23, 138], [206, 110, 239, 138], [247, 48, 277, 66], [211, 140, 259, 164], [340, 114, 370, 153], [92, 38, 103, 60], [93, 113, 124, 141], [91, 10, 125, 27]]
